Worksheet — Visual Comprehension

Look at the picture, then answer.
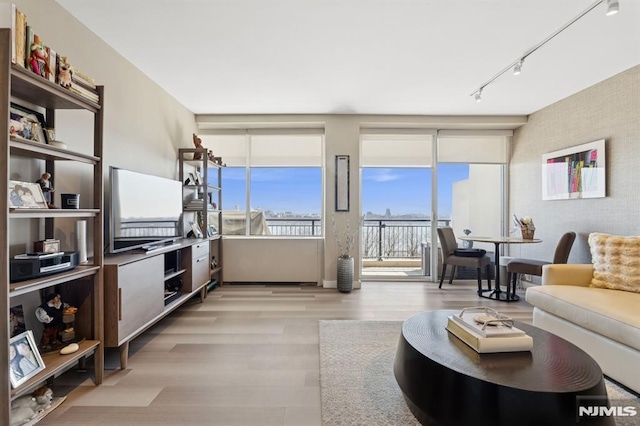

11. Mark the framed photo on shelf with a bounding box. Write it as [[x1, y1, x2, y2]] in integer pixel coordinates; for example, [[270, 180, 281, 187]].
[[194, 171, 203, 185], [9, 103, 48, 144], [9, 180, 49, 209], [188, 221, 204, 238], [9, 330, 45, 388]]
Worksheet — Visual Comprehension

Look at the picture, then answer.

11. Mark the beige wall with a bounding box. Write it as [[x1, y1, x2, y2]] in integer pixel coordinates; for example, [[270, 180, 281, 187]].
[[510, 65, 640, 265], [13, 0, 197, 180], [11, 0, 197, 254]]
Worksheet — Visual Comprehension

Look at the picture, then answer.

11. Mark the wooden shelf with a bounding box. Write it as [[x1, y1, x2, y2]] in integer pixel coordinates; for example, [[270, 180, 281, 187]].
[[10, 136, 100, 164], [2, 25, 104, 425], [9, 265, 100, 297], [210, 266, 222, 276], [164, 269, 187, 282], [9, 208, 100, 219], [11, 340, 100, 399], [11, 64, 100, 112]]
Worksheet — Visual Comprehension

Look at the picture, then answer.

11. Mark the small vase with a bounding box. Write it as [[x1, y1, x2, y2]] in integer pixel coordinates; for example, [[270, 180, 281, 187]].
[[337, 256, 354, 293]]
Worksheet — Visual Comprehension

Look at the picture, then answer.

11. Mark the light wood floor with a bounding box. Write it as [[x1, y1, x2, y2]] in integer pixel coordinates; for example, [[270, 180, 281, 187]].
[[39, 280, 534, 426]]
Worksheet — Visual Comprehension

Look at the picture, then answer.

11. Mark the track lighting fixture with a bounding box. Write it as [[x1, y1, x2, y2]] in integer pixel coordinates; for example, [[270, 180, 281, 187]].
[[470, 0, 620, 102], [513, 60, 523, 76], [606, 0, 619, 16]]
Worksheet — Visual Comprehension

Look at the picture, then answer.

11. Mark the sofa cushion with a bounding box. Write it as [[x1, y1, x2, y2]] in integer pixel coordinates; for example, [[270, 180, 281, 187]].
[[526, 285, 640, 351], [588, 233, 640, 293]]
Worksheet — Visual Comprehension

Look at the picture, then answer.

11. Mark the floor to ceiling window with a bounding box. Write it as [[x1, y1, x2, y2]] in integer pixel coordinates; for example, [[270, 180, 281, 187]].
[[201, 131, 324, 236], [360, 132, 434, 279]]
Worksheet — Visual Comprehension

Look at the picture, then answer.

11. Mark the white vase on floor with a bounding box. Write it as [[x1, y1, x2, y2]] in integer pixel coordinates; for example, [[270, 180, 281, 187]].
[[337, 256, 354, 293]]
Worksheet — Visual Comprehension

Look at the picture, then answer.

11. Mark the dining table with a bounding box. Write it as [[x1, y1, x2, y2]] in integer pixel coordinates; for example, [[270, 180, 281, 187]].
[[458, 236, 542, 302]]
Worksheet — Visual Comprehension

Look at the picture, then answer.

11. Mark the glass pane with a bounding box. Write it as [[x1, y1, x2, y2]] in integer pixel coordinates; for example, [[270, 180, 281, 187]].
[[249, 167, 322, 236], [362, 167, 431, 263], [221, 167, 246, 235], [437, 163, 502, 250]]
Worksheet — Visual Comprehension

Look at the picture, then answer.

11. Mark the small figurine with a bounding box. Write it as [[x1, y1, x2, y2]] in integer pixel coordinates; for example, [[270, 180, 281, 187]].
[[192, 133, 204, 159], [10, 386, 53, 426], [35, 294, 70, 349], [36, 173, 54, 207], [58, 57, 72, 89], [27, 39, 49, 78]]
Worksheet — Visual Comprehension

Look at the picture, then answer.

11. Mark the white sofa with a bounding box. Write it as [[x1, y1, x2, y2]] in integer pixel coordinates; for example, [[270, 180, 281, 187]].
[[525, 264, 640, 393]]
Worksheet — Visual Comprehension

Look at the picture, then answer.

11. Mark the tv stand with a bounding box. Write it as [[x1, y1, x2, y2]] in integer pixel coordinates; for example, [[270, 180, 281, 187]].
[[104, 238, 210, 368], [136, 241, 181, 254]]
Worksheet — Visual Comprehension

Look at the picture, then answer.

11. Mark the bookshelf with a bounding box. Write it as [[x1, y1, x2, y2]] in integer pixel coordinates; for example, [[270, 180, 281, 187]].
[[178, 148, 223, 288], [1, 21, 104, 425]]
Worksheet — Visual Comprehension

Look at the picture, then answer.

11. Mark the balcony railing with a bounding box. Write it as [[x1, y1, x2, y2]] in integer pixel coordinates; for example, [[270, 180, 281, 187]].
[[265, 218, 451, 259]]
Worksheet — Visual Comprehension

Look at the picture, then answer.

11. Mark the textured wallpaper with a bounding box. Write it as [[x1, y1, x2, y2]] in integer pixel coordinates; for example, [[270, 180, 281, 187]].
[[511, 65, 640, 265]]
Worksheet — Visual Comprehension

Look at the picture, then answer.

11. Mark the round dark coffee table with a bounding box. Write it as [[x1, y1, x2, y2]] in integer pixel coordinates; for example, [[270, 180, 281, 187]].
[[394, 310, 613, 426]]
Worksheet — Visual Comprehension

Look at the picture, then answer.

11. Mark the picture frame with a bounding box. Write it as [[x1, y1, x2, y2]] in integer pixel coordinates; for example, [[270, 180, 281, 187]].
[[207, 224, 217, 238], [542, 139, 606, 200], [10, 305, 26, 338], [9, 180, 49, 209], [335, 155, 350, 211], [188, 221, 203, 238], [194, 171, 203, 185], [9, 102, 48, 144], [9, 330, 46, 388]]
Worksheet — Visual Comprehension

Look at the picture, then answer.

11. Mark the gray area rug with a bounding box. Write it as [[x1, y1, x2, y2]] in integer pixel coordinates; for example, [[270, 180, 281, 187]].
[[319, 320, 640, 426]]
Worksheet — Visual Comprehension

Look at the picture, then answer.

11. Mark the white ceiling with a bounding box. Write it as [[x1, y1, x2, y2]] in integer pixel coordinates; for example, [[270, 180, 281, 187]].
[[56, 0, 639, 116]]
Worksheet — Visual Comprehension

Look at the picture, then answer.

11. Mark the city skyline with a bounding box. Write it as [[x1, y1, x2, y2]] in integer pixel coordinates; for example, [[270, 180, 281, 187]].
[[219, 164, 469, 216]]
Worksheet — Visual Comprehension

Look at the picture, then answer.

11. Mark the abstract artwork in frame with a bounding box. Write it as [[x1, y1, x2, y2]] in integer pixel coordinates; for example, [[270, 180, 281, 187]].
[[542, 139, 606, 200]]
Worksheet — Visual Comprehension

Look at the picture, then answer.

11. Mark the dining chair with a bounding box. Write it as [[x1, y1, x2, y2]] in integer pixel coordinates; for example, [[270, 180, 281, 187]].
[[506, 231, 576, 297], [436, 227, 492, 295]]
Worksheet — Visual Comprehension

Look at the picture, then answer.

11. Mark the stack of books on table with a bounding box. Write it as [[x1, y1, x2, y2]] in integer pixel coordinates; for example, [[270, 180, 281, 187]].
[[446, 307, 533, 353]]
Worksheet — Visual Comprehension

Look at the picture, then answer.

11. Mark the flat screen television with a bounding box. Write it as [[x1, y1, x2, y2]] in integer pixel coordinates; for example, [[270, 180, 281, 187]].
[[108, 167, 183, 254]]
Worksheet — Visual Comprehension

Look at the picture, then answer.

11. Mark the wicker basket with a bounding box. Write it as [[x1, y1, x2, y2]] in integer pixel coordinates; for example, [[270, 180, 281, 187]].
[[521, 226, 535, 240]]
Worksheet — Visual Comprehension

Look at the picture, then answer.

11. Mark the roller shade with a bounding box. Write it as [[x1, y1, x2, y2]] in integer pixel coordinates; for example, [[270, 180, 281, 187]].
[[201, 134, 246, 166], [250, 135, 323, 167], [361, 135, 433, 167], [201, 133, 323, 167], [437, 131, 510, 164]]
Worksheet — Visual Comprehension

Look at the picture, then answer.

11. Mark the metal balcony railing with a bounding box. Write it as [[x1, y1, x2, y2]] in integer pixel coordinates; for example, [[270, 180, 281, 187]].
[[265, 218, 451, 260]]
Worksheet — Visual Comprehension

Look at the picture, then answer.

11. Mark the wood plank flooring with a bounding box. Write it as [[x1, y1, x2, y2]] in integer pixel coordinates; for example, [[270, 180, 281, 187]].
[[39, 281, 533, 426]]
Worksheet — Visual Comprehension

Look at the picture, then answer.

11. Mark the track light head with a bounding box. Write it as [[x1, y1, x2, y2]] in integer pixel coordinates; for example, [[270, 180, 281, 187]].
[[606, 0, 619, 16], [513, 60, 523, 76], [475, 90, 482, 103]]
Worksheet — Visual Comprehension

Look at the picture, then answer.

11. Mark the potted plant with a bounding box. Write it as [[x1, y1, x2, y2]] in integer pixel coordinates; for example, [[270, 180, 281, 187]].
[[331, 215, 363, 293]]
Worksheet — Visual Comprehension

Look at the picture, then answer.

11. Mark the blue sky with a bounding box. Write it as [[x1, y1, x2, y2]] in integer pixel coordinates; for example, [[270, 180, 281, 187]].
[[220, 164, 469, 216]]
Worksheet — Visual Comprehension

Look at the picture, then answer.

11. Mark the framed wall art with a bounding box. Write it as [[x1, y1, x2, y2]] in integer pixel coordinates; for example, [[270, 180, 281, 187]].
[[335, 155, 350, 211], [542, 139, 606, 200]]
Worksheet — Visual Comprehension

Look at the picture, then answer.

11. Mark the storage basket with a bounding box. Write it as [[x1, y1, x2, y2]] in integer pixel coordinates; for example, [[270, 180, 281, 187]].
[[521, 226, 535, 240]]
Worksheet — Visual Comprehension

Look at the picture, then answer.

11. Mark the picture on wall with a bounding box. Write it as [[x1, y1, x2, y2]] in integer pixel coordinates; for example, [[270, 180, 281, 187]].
[[542, 139, 606, 200]]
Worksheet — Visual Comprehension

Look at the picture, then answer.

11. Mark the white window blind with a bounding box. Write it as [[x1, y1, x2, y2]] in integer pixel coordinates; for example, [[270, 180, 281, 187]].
[[201, 134, 247, 166], [250, 135, 323, 167], [361, 134, 434, 167], [201, 132, 323, 167], [437, 131, 511, 164]]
